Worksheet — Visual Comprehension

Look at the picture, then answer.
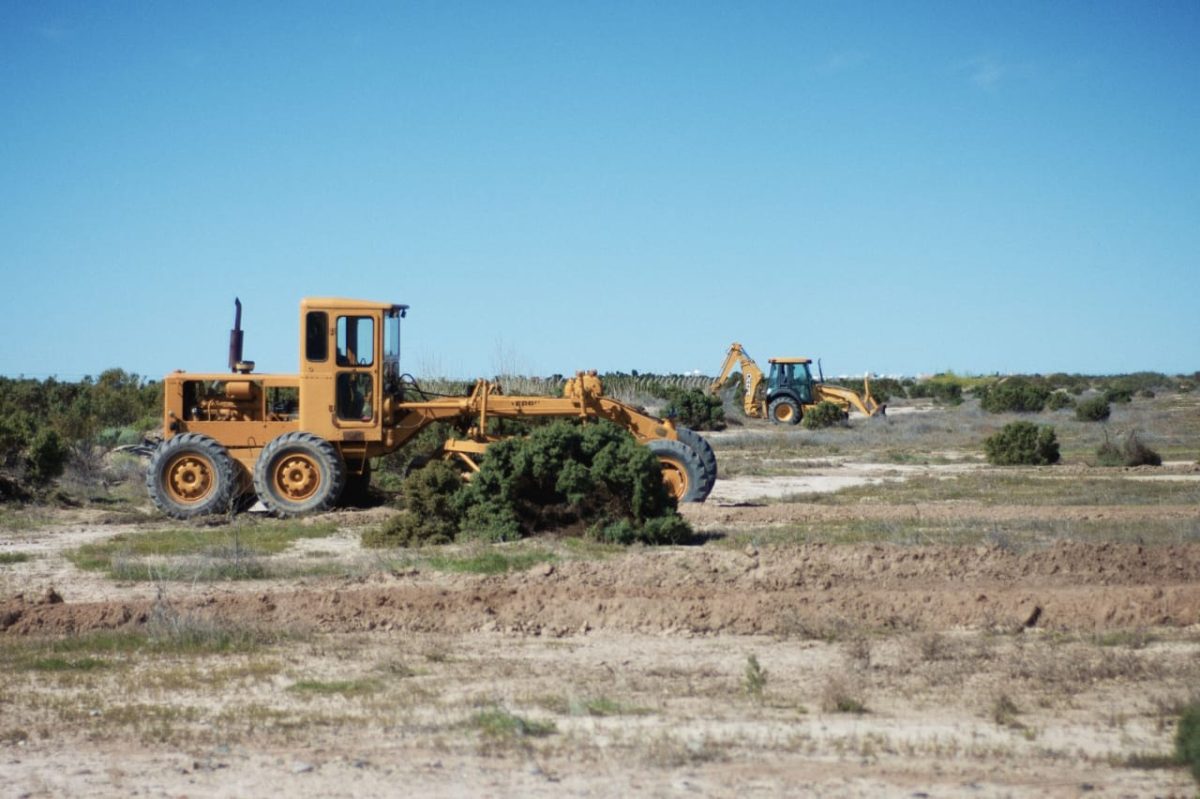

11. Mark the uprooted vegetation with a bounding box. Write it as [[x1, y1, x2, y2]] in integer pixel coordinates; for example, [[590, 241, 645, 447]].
[[363, 420, 692, 548]]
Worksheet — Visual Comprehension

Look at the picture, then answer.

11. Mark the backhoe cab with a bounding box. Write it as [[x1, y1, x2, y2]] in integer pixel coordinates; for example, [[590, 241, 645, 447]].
[[147, 298, 717, 519], [710, 342, 884, 425]]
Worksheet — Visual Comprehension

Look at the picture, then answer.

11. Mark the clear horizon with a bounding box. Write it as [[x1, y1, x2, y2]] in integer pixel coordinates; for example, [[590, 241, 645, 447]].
[[2, 2, 1197, 382]]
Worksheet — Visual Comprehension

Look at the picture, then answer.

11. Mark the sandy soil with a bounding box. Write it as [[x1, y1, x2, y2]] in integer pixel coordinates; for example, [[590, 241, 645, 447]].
[[3, 470, 1200, 797]]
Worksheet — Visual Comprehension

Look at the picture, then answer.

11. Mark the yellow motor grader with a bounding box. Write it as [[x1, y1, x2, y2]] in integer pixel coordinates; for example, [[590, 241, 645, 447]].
[[146, 298, 716, 518], [710, 342, 885, 425]]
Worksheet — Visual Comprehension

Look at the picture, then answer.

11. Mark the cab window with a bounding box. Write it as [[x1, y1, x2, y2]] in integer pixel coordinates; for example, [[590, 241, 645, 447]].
[[336, 316, 374, 366], [305, 312, 328, 362]]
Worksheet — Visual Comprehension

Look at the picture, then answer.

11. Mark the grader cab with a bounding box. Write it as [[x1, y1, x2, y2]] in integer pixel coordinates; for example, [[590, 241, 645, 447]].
[[147, 298, 716, 518]]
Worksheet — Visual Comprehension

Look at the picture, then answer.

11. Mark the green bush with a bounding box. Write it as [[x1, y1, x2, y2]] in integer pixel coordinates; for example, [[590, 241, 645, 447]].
[[662, 388, 726, 431], [24, 428, 68, 485], [1103, 387, 1134, 404], [907, 381, 963, 405], [363, 420, 691, 548], [801, 401, 846, 430], [1045, 392, 1075, 411], [362, 460, 463, 547], [1094, 442, 1123, 467], [1178, 701, 1200, 782], [978, 379, 1050, 414], [984, 422, 1060, 466], [1116, 432, 1162, 467], [1075, 396, 1111, 422]]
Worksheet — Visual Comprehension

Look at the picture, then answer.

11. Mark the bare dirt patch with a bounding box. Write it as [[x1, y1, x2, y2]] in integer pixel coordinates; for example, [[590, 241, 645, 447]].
[[4, 398, 1200, 797]]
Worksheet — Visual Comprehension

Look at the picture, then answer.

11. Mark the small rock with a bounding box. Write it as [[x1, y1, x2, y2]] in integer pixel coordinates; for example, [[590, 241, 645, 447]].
[[744, 544, 758, 558], [538, 563, 555, 577], [291, 761, 314, 774]]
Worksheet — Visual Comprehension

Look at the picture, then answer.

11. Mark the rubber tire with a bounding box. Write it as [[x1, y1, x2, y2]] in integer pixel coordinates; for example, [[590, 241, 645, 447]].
[[769, 397, 802, 426], [646, 438, 706, 504], [675, 427, 716, 501], [254, 432, 346, 517], [146, 433, 238, 519]]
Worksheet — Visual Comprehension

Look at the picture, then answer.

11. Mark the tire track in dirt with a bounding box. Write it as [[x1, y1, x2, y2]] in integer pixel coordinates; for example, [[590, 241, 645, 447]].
[[5, 541, 1199, 637]]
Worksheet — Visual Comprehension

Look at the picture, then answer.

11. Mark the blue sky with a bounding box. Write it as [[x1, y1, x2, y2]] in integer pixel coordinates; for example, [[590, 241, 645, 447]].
[[2, 1, 1197, 381]]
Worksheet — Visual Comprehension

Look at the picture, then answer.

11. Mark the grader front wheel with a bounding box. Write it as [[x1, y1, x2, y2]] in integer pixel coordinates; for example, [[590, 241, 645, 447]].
[[647, 438, 707, 503], [675, 427, 717, 499]]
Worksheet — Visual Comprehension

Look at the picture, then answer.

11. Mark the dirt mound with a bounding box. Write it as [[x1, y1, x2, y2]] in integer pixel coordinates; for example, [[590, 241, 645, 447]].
[[6, 542, 1199, 638]]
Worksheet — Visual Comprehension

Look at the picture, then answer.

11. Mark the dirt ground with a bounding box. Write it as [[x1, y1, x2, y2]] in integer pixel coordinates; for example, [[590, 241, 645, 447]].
[[3, 405, 1200, 797]]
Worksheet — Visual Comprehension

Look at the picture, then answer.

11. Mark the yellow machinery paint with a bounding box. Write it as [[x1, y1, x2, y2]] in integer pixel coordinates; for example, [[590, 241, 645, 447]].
[[710, 342, 885, 425], [148, 298, 715, 518]]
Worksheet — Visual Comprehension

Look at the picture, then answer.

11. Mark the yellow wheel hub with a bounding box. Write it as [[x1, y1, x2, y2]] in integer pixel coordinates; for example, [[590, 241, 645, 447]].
[[658, 456, 689, 501], [273, 455, 321, 501], [166, 454, 214, 503], [774, 404, 795, 422]]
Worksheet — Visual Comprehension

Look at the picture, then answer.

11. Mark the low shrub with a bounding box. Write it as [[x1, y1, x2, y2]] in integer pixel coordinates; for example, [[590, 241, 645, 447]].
[[662, 388, 726, 431], [802, 401, 846, 430], [908, 381, 963, 405], [978, 379, 1050, 414], [984, 422, 1060, 466], [1095, 442, 1123, 467], [1046, 392, 1075, 411], [1104, 387, 1134, 404], [1075, 396, 1111, 422], [1119, 432, 1162, 467], [362, 460, 463, 547], [24, 428, 68, 485], [1178, 701, 1200, 783]]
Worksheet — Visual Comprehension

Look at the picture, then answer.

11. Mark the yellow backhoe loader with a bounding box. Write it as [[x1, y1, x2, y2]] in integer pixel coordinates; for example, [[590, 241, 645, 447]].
[[710, 342, 884, 425], [146, 298, 716, 518]]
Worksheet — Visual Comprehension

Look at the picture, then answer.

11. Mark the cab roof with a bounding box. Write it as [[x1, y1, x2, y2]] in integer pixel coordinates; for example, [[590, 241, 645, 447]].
[[768, 357, 812, 364], [301, 298, 409, 314]]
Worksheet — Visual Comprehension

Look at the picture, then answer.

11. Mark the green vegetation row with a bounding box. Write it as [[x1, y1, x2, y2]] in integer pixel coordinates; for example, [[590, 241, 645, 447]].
[[0, 369, 160, 492]]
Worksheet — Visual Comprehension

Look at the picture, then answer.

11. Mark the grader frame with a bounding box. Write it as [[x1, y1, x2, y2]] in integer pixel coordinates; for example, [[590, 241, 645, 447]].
[[147, 298, 715, 518]]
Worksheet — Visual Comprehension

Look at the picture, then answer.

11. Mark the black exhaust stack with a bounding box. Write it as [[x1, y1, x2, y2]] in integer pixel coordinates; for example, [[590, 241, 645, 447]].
[[228, 298, 253, 373]]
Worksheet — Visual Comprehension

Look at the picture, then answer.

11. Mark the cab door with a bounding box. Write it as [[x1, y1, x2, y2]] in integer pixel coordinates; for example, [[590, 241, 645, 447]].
[[333, 314, 379, 433]]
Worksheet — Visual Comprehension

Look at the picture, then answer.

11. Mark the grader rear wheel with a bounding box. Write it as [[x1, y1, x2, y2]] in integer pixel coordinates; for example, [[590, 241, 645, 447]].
[[146, 433, 238, 519], [254, 432, 346, 516], [646, 438, 706, 503]]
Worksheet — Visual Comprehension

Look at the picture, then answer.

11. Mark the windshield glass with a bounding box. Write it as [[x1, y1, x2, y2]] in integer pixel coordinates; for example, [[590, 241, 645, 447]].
[[383, 310, 401, 392]]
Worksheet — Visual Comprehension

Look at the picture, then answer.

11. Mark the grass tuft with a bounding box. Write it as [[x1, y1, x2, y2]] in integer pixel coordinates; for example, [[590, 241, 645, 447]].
[[470, 706, 557, 739], [288, 679, 380, 697]]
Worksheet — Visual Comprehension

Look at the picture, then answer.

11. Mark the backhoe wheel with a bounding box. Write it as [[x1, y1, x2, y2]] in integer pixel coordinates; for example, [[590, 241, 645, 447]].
[[647, 438, 706, 504], [675, 427, 716, 501], [254, 432, 346, 517], [146, 433, 238, 519], [769, 397, 801, 425]]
